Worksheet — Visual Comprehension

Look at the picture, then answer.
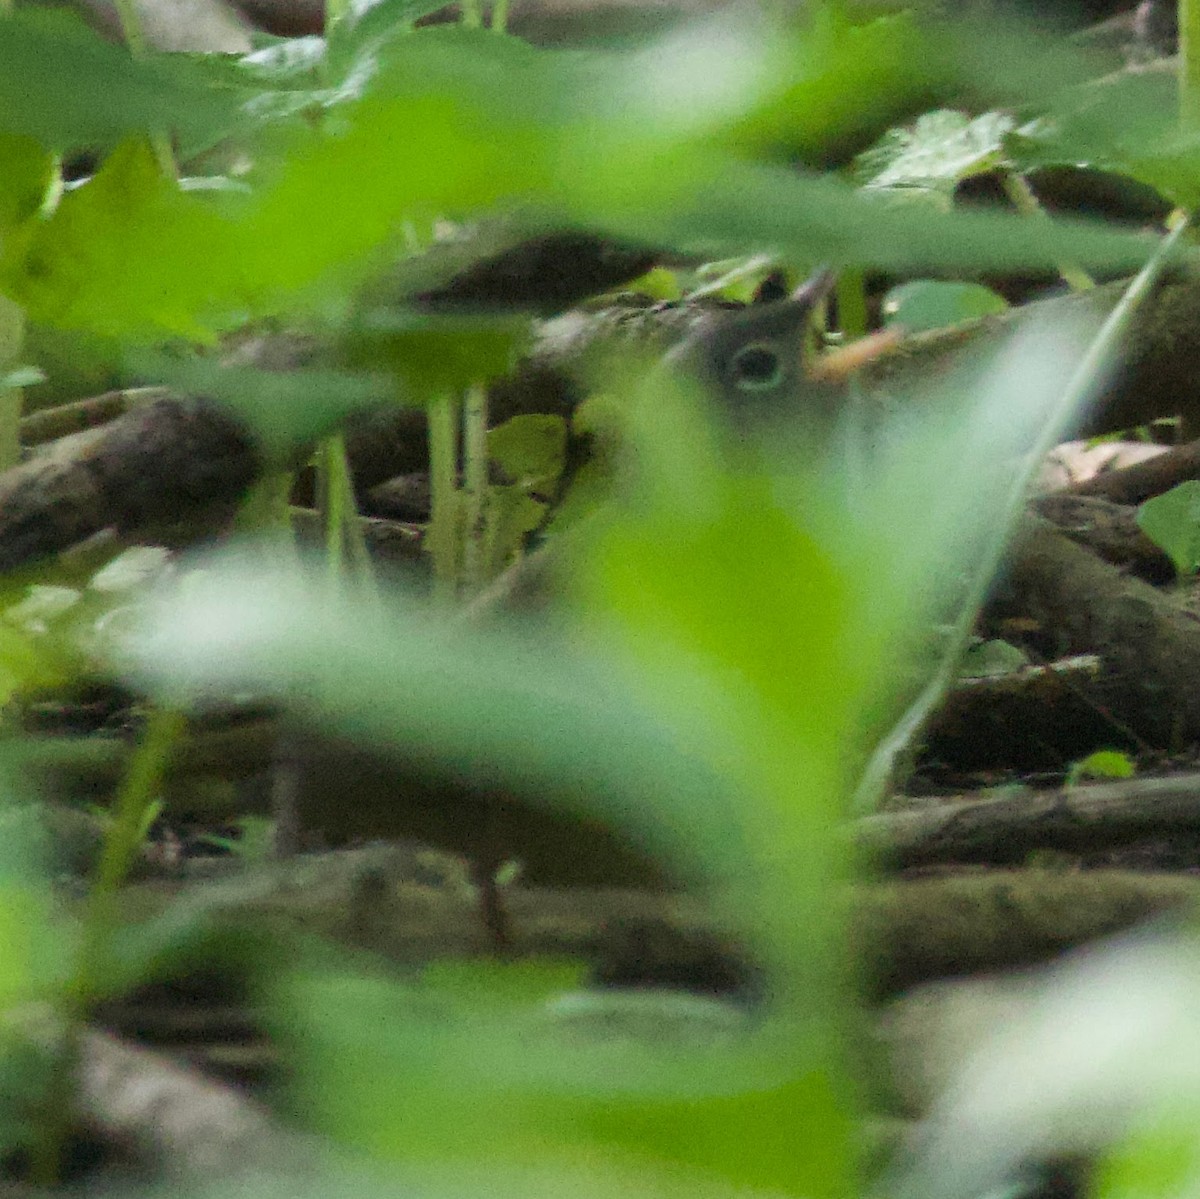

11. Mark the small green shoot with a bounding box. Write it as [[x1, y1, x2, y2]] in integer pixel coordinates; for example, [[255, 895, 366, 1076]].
[[1065, 749, 1136, 787]]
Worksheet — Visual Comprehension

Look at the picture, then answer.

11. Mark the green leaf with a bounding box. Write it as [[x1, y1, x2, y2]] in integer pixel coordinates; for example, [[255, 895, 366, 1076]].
[[735, 10, 938, 162], [0, 135, 55, 232], [1137, 481, 1200, 578], [341, 310, 532, 399], [236, 35, 327, 88], [488, 414, 568, 487], [122, 559, 747, 884], [1008, 70, 1200, 209], [326, 0, 461, 82], [6, 140, 244, 339], [882, 280, 1009, 332], [270, 960, 850, 1197], [1096, 1105, 1200, 1199], [133, 356, 392, 466], [854, 109, 1016, 197], [958, 638, 1028, 678], [485, 485, 547, 575], [562, 149, 1162, 279], [0, 8, 237, 153], [1066, 749, 1135, 786], [419, 958, 589, 1009]]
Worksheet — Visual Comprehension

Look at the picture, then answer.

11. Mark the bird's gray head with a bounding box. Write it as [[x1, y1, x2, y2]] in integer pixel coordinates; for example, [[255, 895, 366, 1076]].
[[671, 269, 835, 423]]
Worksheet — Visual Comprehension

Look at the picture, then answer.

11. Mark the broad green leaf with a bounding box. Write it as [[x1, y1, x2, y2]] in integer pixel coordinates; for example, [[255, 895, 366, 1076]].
[[340, 310, 532, 398], [854, 110, 1015, 197], [121, 559, 747, 883], [0, 8, 237, 153], [1009, 70, 1200, 209], [559, 148, 1163, 278], [710, 8, 1114, 167], [488, 415, 568, 486], [0, 135, 54, 232], [729, 10, 937, 164], [1137, 481, 1200, 578], [271, 962, 852, 1197], [241, 93, 551, 303], [485, 485, 548, 576], [325, 0, 466, 82], [1096, 1105, 1200, 1199], [883, 280, 1009, 332], [133, 357, 392, 466], [236, 35, 327, 88], [5, 140, 244, 339]]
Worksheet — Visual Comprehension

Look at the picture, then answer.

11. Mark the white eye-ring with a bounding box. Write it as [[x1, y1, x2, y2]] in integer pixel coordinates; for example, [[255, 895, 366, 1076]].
[[727, 341, 784, 391]]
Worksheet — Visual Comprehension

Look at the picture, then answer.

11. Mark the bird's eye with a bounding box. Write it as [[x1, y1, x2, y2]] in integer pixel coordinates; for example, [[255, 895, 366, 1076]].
[[727, 341, 784, 391]]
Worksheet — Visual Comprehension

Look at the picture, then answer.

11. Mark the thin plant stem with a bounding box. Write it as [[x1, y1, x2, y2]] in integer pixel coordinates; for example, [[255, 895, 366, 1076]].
[[462, 383, 489, 592], [462, 0, 483, 26], [325, 0, 349, 34], [88, 707, 185, 907], [999, 168, 1094, 292], [0, 294, 24, 472], [111, 0, 147, 55], [317, 432, 379, 596], [80, 707, 185, 1025], [835, 269, 868, 339], [318, 436, 345, 582], [235, 470, 300, 567], [1183, 0, 1200, 128], [427, 393, 461, 601], [25, 1024, 80, 1188], [29, 704, 186, 1182], [110, 0, 176, 175], [492, 0, 509, 31]]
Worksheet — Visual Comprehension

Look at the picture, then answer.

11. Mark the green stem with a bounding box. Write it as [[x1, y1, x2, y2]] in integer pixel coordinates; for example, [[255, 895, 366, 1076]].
[[88, 707, 186, 917], [1000, 168, 1094, 292], [461, 383, 489, 592], [427, 394, 461, 601], [462, 0, 483, 26], [25, 1024, 80, 1188], [110, 0, 176, 176], [325, 0, 349, 34], [491, 0, 509, 31], [111, 0, 147, 56], [317, 436, 345, 582], [78, 708, 182, 986], [235, 470, 299, 566], [0, 293, 25, 472], [1182, 0, 1200, 129], [317, 433, 378, 595], [835, 269, 868, 339], [27, 704, 188, 1184]]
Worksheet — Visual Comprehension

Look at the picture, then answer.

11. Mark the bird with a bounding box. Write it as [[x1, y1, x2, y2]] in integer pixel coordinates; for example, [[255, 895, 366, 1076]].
[[29, 270, 846, 946]]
